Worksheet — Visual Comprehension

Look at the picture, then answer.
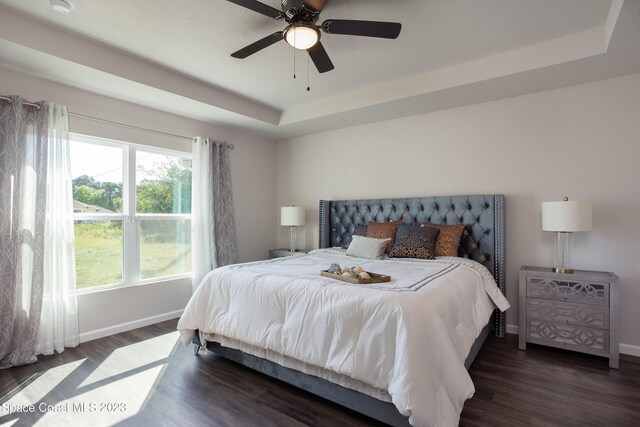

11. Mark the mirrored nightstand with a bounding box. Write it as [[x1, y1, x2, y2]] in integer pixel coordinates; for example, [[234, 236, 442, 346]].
[[519, 266, 619, 369]]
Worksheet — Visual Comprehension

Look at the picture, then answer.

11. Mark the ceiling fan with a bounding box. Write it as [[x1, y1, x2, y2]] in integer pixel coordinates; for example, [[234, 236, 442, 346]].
[[226, 0, 402, 73]]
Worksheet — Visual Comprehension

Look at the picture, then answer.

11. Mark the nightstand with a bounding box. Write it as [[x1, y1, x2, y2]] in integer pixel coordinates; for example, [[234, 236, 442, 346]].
[[269, 248, 306, 259], [519, 266, 619, 368]]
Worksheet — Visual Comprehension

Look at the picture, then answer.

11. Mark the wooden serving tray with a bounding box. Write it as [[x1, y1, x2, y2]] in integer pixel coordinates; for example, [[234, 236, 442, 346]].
[[321, 270, 391, 285]]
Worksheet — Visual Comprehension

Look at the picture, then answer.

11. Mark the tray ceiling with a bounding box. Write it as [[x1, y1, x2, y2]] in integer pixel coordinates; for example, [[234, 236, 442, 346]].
[[0, 0, 638, 139]]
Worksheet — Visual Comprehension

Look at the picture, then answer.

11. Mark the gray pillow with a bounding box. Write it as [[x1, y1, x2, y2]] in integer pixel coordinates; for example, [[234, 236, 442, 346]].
[[346, 235, 391, 260]]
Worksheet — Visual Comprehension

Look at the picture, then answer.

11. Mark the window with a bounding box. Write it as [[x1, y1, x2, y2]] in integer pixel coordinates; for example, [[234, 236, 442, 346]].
[[70, 134, 192, 289], [136, 150, 192, 280]]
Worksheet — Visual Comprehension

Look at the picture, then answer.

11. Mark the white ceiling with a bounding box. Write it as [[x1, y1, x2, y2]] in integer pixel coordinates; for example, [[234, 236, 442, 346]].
[[0, 0, 638, 139]]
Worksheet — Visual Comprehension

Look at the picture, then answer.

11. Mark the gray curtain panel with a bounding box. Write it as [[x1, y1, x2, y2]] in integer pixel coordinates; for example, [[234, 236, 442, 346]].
[[208, 140, 238, 267], [0, 96, 49, 368]]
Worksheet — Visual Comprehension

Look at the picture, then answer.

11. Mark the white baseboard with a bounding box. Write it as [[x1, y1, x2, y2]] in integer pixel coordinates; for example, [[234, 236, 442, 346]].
[[505, 323, 640, 357], [79, 309, 184, 343], [620, 343, 640, 357], [506, 323, 519, 335]]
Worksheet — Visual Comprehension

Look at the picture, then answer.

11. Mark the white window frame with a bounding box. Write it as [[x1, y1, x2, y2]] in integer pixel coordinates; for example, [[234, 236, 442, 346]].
[[71, 133, 192, 293]]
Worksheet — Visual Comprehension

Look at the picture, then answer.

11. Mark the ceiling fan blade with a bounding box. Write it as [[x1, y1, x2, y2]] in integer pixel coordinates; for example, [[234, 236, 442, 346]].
[[224, 0, 284, 20], [303, 0, 327, 13], [321, 19, 402, 39], [231, 32, 284, 59], [307, 41, 334, 73]]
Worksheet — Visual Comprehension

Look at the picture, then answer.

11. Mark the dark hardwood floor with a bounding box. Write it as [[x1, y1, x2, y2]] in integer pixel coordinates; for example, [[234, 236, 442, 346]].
[[1, 319, 638, 426]]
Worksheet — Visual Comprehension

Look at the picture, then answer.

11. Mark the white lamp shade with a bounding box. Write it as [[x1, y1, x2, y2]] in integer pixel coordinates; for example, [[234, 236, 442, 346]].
[[542, 200, 592, 232], [281, 206, 305, 227]]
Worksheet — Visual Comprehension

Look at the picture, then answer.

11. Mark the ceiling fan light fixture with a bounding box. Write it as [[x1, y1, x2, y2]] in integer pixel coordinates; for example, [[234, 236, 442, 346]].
[[285, 25, 319, 50]]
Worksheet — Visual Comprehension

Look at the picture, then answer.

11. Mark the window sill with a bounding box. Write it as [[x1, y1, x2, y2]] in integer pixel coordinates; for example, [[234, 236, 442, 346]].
[[75, 274, 192, 295]]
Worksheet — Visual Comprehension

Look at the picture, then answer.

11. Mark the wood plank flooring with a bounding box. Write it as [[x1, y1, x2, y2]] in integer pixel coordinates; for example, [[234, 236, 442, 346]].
[[1, 319, 638, 426]]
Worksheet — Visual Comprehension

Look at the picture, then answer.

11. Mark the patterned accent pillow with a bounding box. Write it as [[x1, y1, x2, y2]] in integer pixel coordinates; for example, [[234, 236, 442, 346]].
[[345, 235, 391, 260], [367, 220, 404, 253], [342, 224, 368, 249], [422, 222, 466, 257], [389, 225, 439, 260]]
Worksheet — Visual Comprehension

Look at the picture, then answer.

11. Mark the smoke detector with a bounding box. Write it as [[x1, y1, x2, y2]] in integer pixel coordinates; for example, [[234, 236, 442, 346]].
[[50, 0, 75, 13]]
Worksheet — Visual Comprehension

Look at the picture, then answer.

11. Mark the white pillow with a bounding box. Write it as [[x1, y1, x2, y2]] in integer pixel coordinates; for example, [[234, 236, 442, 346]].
[[346, 235, 391, 260]]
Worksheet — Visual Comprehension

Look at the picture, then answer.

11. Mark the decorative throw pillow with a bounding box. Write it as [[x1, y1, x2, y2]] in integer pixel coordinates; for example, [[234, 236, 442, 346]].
[[367, 220, 404, 253], [345, 235, 391, 260], [389, 225, 439, 260], [422, 222, 466, 257], [342, 224, 368, 249]]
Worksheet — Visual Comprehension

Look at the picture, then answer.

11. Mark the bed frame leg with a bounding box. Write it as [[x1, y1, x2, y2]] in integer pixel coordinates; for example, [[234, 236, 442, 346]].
[[193, 344, 200, 356]]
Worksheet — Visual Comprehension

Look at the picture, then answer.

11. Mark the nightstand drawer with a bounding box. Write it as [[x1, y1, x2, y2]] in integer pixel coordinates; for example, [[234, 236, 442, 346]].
[[528, 320, 608, 354], [527, 277, 608, 305], [527, 298, 609, 329]]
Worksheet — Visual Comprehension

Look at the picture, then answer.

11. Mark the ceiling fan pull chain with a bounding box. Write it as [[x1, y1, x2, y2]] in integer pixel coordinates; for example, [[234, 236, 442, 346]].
[[293, 30, 296, 79], [307, 55, 310, 92]]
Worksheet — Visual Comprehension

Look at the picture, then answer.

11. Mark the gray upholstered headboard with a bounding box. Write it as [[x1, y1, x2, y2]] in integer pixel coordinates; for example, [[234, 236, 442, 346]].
[[319, 194, 506, 336]]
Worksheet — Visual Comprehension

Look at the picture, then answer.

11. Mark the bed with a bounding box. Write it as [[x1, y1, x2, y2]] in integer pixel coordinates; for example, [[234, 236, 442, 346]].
[[178, 194, 508, 426]]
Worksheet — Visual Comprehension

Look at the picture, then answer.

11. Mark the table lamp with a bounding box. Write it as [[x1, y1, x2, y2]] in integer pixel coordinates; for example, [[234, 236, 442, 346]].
[[281, 206, 305, 252], [541, 197, 592, 274]]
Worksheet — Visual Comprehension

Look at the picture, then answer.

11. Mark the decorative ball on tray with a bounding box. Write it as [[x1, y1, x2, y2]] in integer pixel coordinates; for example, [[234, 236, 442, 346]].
[[328, 263, 341, 274]]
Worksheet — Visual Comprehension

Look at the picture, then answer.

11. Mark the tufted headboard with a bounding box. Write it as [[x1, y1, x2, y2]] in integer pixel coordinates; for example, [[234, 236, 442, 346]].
[[319, 194, 506, 336]]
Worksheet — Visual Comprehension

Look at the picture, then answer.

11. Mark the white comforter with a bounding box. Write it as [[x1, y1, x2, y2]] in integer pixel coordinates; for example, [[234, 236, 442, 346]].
[[177, 249, 509, 427]]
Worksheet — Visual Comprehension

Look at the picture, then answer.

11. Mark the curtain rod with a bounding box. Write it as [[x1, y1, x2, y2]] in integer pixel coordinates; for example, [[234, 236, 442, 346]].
[[0, 95, 235, 149], [0, 95, 42, 110]]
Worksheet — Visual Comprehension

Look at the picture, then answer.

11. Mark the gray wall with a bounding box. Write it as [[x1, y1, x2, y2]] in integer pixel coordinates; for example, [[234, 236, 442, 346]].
[[276, 72, 640, 355]]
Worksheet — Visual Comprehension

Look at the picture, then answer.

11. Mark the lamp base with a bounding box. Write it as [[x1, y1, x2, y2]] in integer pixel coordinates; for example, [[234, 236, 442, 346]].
[[289, 226, 297, 253], [552, 232, 574, 275]]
